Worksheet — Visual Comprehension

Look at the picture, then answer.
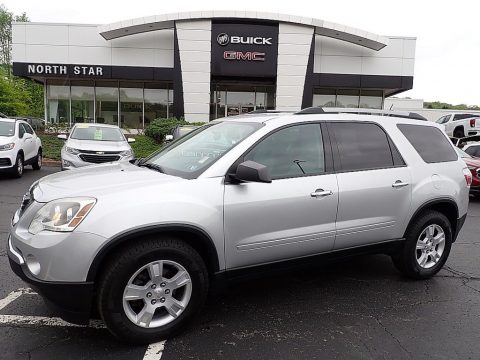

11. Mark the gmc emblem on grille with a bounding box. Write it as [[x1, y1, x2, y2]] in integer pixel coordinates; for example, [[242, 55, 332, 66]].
[[223, 51, 266, 61]]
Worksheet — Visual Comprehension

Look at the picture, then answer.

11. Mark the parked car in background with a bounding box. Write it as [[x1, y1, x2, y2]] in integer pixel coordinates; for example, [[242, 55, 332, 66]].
[[456, 147, 480, 197], [462, 143, 480, 158], [165, 125, 201, 142], [9, 108, 470, 343], [58, 123, 135, 170], [0, 118, 42, 177], [437, 113, 480, 138]]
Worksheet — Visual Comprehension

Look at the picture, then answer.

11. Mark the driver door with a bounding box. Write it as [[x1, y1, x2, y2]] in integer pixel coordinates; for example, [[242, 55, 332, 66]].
[[224, 123, 338, 269]]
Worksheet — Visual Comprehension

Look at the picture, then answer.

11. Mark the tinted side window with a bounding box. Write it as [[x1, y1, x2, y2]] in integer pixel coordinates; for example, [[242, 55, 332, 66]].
[[245, 124, 325, 179], [18, 124, 26, 138], [453, 114, 475, 121], [330, 122, 395, 171], [398, 124, 457, 163], [24, 123, 34, 134], [464, 146, 480, 158]]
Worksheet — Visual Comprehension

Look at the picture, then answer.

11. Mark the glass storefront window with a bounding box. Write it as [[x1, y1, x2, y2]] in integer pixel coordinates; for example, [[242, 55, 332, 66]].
[[313, 89, 336, 107], [95, 82, 119, 125], [336, 89, 359, 108], [144, 83, 170, 125], [47, 85, 70, 125], [360, 90, 383, 109], [71, 82, 94, 123], [210, 84, 275, 119], [120, 83, 143, 129]]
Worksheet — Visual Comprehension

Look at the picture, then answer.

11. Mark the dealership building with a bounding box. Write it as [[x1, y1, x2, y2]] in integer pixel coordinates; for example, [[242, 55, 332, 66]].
[[12, 11, 416, 127]]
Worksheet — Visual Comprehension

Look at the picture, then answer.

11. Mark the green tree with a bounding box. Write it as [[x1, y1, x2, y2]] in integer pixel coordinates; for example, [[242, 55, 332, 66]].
[[0, 4, 28, 66]]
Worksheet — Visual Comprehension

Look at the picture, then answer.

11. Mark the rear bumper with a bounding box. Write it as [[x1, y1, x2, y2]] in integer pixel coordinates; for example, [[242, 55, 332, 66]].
[[7, 238, 93, 325]]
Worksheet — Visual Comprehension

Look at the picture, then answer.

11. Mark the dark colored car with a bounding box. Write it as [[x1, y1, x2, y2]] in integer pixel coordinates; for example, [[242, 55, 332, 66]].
[[15, 117, 45, 132], [456, 147, 480, 196]]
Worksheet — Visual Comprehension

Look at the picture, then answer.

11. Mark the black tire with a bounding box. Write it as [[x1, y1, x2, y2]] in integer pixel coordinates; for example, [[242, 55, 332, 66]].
[[97, 238, 209, 344], [11, 154, 24, 178], [32, 150, 42, 170], [391, 210, 452, 279], [453, 127, 465, 138]]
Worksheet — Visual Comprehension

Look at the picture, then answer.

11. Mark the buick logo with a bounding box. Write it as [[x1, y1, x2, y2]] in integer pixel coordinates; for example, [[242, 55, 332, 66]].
[[217, 33, 229, 46]]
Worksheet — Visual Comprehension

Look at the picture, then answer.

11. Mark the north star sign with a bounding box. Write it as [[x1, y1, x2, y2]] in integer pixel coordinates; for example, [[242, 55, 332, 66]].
[[27, 64, 104, 76]]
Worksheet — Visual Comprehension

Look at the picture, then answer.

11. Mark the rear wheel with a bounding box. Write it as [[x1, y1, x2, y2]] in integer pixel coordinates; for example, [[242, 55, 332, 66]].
[[32, 150, 42, 170], [392, 211, 452, 279], [97, 238, 209, 344], [453, 127, 465, 138], [11, 154, 24, 178]]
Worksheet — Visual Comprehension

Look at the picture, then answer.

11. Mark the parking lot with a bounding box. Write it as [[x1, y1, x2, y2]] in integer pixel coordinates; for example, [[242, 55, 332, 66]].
[[1, 167, 479, 360]]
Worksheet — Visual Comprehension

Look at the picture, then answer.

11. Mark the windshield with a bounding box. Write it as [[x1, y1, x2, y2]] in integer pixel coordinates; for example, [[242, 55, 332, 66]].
[[456, 147, 472, 158], [0, 121, 15, 137], [70, 126, 124, 141], [143, 121, 262, 179]]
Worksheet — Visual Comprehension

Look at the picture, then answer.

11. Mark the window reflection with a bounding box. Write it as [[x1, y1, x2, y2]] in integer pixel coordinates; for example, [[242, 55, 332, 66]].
[[71, 85, 94, 123], [47, 85, 70, 124]]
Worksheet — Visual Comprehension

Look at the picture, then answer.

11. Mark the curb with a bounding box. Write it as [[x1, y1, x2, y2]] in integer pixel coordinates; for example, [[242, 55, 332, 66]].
[[43, 159, 61, 167]]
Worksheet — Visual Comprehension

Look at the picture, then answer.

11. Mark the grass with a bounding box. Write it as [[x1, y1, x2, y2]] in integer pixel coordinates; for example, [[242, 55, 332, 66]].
[[38, 134, 64, 161], [38, 134, 162, 161]]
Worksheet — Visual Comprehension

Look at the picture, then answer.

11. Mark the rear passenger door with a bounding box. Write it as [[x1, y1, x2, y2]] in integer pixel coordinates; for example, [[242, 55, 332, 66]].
[[328, 122, 412, 249]]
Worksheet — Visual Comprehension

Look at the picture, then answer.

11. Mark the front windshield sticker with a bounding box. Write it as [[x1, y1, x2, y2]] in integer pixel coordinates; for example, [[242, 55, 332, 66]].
[[76, 124, 89, 128], [94, 129, 103, 140]]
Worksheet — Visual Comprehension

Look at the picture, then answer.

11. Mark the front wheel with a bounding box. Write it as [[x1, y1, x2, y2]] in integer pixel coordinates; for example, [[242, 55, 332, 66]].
[[12, 154, 24, 178], [32, 150, 42, 170], [392, 211, 452, 279], [97, 238, 209, 344]]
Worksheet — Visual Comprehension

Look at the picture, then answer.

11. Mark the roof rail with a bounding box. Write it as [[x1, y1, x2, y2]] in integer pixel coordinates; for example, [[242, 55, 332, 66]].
[[295, 107, 428, 121]]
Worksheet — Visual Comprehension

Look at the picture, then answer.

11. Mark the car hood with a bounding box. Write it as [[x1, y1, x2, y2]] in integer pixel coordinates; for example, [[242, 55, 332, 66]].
[[0, 135, 15, 145], [463, 157, 480, 168], [33, 162, 183, 202], [65, 138, 131, 152]]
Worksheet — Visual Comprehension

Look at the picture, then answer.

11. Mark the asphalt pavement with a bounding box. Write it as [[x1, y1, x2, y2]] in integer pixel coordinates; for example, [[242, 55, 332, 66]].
[[0, 167, 479, 359]]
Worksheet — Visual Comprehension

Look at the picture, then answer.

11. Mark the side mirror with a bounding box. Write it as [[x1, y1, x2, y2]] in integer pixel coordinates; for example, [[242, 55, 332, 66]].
[[234, 160, 272, 183], [165, 134, 174, 142], [127, 138, 135, 143], [57, 134, 67, 140]]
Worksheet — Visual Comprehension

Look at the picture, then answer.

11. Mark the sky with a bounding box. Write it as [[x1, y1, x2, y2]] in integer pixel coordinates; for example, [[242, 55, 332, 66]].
[[3, 0, 480, 105]]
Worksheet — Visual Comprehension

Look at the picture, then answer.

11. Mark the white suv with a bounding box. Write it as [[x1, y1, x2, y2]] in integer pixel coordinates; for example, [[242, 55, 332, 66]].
[[437, 113, 480, 138], [0, 118, 42, 177]]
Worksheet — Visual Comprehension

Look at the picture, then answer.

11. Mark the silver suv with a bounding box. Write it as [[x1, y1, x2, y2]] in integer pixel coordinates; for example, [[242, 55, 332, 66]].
[[8, 108, 470, 344]]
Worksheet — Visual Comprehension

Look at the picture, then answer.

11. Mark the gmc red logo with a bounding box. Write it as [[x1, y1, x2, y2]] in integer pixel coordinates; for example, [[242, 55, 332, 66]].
[[223, 51, 265, 61]]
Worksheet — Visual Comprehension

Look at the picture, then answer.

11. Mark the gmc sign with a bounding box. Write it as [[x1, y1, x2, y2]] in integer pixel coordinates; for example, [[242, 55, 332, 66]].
[[223, 51, 266, 61]]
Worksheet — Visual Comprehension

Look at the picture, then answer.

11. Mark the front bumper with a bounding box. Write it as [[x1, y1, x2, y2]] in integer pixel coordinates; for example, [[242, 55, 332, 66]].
[[61, 149, 133, 170], [0, 148, 16, 170], [8, 236, 94, 325]]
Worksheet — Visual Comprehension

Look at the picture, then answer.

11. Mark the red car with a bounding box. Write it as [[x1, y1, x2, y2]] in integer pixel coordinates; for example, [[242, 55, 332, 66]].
[[457, 147, 480, 196]]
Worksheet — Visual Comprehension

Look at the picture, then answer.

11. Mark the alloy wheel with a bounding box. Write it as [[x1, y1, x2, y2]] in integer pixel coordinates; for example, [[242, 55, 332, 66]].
[[416, 224, 446, 269], [122, 260, 192, 328]]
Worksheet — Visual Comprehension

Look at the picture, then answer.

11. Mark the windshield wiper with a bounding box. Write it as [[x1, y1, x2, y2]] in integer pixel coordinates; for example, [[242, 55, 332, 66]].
[[138, 162, 165, 174]]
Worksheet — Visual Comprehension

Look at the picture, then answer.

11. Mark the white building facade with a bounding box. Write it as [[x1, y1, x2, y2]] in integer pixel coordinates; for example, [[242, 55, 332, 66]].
[[12, 11, 416, 126]]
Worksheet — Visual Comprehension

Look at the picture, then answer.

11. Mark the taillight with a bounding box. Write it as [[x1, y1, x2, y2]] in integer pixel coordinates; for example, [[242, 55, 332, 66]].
[[470, 119, 476, 127], [463, 168, 473, 187]]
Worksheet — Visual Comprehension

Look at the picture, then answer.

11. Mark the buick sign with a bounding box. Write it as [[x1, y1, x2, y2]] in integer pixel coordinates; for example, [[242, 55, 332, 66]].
[[217, 33, 272, 46], [217, 33, 229, 46]]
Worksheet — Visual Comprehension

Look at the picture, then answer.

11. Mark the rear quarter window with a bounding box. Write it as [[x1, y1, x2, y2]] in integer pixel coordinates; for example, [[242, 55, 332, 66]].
[[397, 124, 458, 163]]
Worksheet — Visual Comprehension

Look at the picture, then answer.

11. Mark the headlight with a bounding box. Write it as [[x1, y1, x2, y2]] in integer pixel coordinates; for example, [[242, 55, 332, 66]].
[[65, 146, 80, 155], [0, 143, 15, 151], [120, 149, 133, 157], [29, 197, 96, 234]]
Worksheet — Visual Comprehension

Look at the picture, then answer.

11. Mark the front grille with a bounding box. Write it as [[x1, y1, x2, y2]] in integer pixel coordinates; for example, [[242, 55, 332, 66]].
[[80, 154, 120, 164], [0, 158, 12, 167], [79, 149, 121, 155]]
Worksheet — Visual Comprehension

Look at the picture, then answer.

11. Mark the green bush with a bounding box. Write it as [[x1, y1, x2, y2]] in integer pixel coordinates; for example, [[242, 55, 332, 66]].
[[144, 118, 189, 143], [131, 135, 161, 158], [38, 134, 64, 160]]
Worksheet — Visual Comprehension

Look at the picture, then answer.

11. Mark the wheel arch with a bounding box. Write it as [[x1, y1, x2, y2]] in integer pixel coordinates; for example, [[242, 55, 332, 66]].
[[87, 224, 221, 283], [405, 198, 459, 241]]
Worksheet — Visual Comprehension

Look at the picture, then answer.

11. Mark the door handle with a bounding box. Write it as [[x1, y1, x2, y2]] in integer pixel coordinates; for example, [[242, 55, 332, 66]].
[[392, 180, 409, 188], [310, 189, 333, 198]]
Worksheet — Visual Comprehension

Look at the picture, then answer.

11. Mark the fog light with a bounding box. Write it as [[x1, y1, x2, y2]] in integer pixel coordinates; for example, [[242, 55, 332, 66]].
[[25, 254, 41, 276], [62, 160, 72, 168]]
